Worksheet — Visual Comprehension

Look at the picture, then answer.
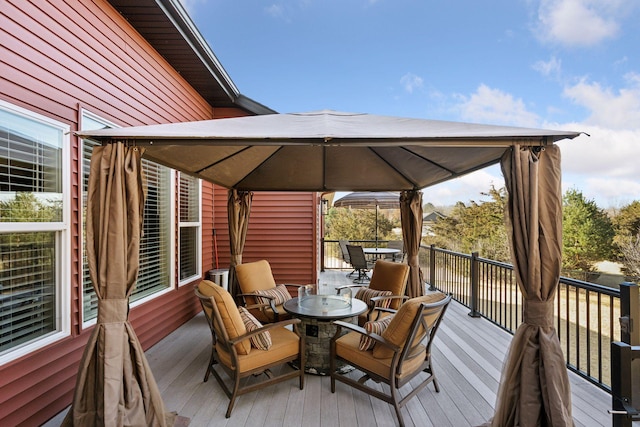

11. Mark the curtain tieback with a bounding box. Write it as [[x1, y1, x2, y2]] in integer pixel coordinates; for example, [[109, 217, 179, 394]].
[[98, 298, 129, 323], [524, 300, 554, 328]]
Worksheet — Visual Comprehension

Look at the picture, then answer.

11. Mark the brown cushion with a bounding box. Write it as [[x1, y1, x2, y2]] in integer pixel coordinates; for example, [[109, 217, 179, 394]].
[[373, 292, 446, 359], [217, 327, 300, 373], [198, 280, 251, 355], [359, 315, 393, 351], [336, 331, 426, 379], [368, 260, 409, 309], [254, 284, 292, 306], [238, 306, 272, 350], [236, 260, 277, 293]]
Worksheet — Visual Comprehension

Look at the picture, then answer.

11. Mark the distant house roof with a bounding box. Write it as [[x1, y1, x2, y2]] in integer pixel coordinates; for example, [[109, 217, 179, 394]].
[[423, 211, 446, 222], [107, 0, 275, 115]]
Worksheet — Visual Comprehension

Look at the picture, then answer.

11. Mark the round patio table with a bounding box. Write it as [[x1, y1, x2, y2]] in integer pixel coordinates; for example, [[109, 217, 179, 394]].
[[283, 295, 367, 375]]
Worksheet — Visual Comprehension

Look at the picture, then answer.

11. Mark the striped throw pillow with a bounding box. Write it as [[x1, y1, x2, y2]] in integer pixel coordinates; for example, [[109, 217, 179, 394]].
[[254, 284, 292, 306], [355, 287, 393, 308], [238, 306, 272, 350], [359, 315, 393, 351]]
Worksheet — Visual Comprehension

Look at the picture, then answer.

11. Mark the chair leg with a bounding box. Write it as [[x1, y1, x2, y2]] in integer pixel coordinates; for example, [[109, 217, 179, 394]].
[[204, 347, 218, 382], [225, 373, 242, 418], [391, 386, 406, 427]]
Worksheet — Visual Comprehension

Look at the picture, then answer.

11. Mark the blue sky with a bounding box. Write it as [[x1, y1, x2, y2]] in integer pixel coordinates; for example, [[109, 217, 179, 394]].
[[181, 0, 639, 209]]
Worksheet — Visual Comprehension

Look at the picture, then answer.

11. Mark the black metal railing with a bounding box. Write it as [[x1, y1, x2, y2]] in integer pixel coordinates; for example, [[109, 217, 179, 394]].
[[322, 239, 632, 392], [419, 244, 625, 392]]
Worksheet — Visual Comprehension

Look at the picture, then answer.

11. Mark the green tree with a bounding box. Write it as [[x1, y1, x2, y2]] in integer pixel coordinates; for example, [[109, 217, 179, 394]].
[[611, 200, 640, 276], [562, 188, 614, 271], [325, 208, 398, 241], [426, 185, 510, 261]]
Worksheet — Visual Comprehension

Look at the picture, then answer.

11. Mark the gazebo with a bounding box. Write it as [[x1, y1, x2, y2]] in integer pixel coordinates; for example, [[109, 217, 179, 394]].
[[69, 110, 580, 427]]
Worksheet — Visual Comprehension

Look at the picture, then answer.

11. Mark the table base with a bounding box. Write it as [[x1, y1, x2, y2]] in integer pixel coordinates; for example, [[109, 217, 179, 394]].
[[299, 316, 357, 375]]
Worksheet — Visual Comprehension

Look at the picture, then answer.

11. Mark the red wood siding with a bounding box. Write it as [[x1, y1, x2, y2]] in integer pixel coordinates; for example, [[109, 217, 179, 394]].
[[213, 188, 318, 285], [0, 1, 252, 425]]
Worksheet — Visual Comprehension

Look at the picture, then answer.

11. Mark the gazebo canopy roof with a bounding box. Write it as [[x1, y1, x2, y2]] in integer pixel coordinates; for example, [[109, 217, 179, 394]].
[[77, 110, 580, 191]]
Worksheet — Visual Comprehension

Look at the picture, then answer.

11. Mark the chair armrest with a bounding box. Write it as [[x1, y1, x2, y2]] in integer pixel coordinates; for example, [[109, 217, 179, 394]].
[[335, 284, 366, 293], [331, 320, 400, 352], [229, 317, 302, 346], [237, 292, 277, 314]]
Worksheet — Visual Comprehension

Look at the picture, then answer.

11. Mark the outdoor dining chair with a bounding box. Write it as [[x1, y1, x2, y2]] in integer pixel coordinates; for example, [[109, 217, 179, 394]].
[[330, 292, 452, 427], [235, 259, 296, 323], [346, 244, 374, 284], [337, 259, 409, 326], [194, 280, 305, 418], [338, 239, 357, 278]]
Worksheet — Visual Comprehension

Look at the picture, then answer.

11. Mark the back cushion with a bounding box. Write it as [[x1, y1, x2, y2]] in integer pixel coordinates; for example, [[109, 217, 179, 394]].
[[198, 280, 251, 355], [372, 292, 446, 359], [236, 260, 277, 293]]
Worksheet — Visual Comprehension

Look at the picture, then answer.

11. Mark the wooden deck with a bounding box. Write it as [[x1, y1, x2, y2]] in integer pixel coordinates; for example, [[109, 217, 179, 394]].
[[44, 270, 624, 427]]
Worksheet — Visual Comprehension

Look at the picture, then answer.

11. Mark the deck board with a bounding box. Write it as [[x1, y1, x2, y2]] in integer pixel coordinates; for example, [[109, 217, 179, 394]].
[[43, 270, 634, 427]]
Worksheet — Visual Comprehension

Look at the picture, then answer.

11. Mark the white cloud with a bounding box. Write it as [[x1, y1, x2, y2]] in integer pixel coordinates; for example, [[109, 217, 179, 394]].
[[422, 167, 505, 206], [535, 0, 622, 47], [533, 56, 562, 78], [455, 84, 540, 127], [400, 73, 424, 94], [556, 124, 639, 207], [265, 4, 286, 19], [563, 76, 640, 129]]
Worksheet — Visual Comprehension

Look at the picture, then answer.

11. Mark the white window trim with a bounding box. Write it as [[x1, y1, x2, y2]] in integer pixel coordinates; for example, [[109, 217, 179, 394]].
[[178, 176, 202, 286], [0, 100, 70, 366]]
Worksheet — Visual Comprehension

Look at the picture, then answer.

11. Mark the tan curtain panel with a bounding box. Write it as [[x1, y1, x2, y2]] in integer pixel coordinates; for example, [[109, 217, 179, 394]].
[[400, 189, 424, 298], [63, 143, 172, 426], [489, 144, 573, 427], [227, 189, 253, 300]]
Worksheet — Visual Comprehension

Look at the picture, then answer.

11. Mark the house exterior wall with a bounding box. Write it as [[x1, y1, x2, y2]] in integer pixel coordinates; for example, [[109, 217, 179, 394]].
[[212, 187, 318, 285], [0, 1, 317, 425]]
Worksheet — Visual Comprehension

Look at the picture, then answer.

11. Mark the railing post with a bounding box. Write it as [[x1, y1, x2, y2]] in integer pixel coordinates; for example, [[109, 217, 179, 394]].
[[320, 238, 325, 272], [611, 282, 640, 427], [428, 244, 436, 291], [468, 251, 480, 318]]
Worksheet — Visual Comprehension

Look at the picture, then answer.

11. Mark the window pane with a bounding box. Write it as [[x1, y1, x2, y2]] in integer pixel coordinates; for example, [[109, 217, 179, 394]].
[[179, 174, 199, 222], [0, 109, 63, 222], [0, 232, 56, 354], [134, 161, 171, 302], [180, 227, 197, 280]]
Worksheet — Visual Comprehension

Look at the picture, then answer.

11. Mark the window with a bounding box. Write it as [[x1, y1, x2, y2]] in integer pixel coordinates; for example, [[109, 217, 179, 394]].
[[178, 173, 201, 284], [0, 101, 69, 362], [81, 112, 172, 323]]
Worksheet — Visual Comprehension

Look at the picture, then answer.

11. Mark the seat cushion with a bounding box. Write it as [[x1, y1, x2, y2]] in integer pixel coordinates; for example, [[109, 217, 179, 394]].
[[198, 280, 251, 355], [373, 292, 446, 359], [217, 327, 300, 374], [238, 306, 272, 350], [336, 331, 426, 380]]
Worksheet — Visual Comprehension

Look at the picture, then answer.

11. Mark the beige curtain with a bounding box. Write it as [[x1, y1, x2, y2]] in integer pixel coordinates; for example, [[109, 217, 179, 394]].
[[227, 189, 253, 300], [63, 143, 172, 427], [490, 145, 573, 426], [400, 190, 424, 298]]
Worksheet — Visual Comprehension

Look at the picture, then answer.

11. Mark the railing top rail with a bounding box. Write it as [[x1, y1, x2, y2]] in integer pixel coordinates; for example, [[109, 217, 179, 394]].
[[559, 276, 621, 297]]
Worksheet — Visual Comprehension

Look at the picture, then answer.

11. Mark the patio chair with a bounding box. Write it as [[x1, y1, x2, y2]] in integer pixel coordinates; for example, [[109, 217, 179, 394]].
[[346, 244, 373, 284], [338, 239, 357, 278], [235, 260, 295, 323], [330, 292, 452, 427], [337, 259, 409, 326], [385, 240, 405, 262], [195, 280, 305, 418]]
